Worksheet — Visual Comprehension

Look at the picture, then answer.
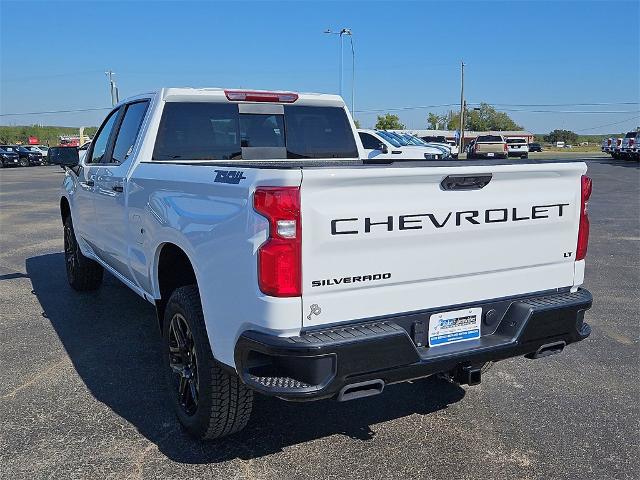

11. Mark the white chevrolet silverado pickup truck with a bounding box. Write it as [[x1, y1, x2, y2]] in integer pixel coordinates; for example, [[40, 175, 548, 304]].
[[49, 87, 593, 441]]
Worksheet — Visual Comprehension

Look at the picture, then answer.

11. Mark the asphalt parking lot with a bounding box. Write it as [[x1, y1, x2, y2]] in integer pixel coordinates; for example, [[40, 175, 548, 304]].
[[0, 154, 638, 480]]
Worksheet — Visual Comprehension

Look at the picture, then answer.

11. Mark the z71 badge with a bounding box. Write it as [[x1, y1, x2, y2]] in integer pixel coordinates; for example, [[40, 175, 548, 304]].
[[214, 170, 246, 184]]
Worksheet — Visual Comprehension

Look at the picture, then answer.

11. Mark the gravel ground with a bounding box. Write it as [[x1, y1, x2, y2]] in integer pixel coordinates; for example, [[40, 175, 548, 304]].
[[0, 156, 638, 480]]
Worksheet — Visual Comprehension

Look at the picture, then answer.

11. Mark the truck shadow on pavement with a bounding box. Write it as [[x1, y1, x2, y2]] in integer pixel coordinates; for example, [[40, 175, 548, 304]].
[[27, 252, 466, 464]]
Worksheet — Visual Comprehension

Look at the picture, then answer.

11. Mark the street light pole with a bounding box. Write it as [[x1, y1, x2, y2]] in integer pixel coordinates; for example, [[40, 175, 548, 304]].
[[105, 69, 119, 107], [324, 28, 354, 113]]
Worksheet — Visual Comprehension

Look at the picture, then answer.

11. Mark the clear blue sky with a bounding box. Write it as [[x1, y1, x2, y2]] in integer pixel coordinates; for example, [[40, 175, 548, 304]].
[[1, 0, 638, 133]]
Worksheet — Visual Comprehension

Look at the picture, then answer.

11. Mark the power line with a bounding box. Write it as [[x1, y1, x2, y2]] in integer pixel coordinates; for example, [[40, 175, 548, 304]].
[[478, 102, 639, 107], [0, 107, 111, 117], [355, 103, 459, 114], [575, 115, 640, 132], [494, 109, 640, 114], [356, 103, 640, 115]]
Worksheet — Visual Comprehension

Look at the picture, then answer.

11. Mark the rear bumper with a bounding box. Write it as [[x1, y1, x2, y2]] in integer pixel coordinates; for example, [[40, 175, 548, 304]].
[[471, 152, 508, 159], [235, 288, 593, 401], [507, 151, 529, 157]]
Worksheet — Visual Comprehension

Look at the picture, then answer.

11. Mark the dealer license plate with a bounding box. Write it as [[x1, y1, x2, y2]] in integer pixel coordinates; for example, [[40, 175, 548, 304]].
[[428, 307, 482, 347], [487, 152, 494, 157]]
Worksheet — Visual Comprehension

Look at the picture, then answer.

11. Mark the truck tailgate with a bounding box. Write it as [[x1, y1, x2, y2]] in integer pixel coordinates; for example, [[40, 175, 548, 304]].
[[300, 162, 586, 327], [476, 142, 504, 153]]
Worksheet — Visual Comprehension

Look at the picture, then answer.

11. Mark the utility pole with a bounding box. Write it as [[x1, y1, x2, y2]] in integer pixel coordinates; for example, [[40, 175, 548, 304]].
[[105, 70, 119, 106], [459, 61, 465, 153]]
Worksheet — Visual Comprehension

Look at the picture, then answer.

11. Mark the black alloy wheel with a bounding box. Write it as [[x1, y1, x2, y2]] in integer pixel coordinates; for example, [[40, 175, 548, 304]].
[[63, 220, 79, 279], [168, 313, 199, 416]]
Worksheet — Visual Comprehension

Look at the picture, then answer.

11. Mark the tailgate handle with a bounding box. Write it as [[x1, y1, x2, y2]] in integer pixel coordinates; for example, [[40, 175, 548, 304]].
[[441, 174, 492, 191]]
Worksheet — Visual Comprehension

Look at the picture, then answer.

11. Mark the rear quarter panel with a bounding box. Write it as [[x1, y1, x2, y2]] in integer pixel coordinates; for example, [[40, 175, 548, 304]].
[[128, 162, 303, 367]]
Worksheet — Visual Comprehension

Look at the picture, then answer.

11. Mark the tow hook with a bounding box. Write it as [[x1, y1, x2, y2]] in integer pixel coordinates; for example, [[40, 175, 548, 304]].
[[453, 365, 482, 386]]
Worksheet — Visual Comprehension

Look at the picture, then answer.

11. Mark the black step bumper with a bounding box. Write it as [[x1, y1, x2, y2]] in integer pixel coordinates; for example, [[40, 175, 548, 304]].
[[234, 288, 592, 401]]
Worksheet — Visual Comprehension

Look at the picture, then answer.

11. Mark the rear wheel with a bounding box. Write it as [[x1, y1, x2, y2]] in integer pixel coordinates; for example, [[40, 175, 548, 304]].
[[163, 285, 253, 440], [63, 216, 103, 291]]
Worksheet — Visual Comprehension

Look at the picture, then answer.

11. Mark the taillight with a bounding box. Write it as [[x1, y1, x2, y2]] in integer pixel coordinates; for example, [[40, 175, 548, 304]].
[[576, 175, 592, 261], [254, 187, 301, 296], [225, 90, 298, 103], [503, 143, 508, 152]]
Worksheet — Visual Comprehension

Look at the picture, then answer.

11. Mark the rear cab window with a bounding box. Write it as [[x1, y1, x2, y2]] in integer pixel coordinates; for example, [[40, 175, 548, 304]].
[[476, 135, 504, 143], [152, 102, 358, 161]]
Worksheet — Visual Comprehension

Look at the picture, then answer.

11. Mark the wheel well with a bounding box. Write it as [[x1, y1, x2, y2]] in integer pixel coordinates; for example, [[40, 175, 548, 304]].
[[60, 197, 71, 224], [155, 243, 198, 331]]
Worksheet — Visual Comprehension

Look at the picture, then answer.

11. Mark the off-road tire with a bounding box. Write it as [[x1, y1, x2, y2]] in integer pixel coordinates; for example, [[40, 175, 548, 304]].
[[63, 216, 103, 291], [163, 285, 253, 440]]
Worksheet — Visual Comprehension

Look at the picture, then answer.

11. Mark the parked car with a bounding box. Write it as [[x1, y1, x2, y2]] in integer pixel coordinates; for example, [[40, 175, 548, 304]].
[[16, 145, 46, 166], [529, 142, 543, 152], [358, 129, 445, 160], [385, 132, 452, 158], [54, 87, 593, 441], [632, 133, 640, 161], [417, 135, 459, 158], [22, 145, 50, 164], [611, 137, 624, 159], [0, 145, 33, 167], [467, 135, 508, 159], [0, 146, 20, 167], [620, 131, 639, 160], [506, 138, 529, 159]]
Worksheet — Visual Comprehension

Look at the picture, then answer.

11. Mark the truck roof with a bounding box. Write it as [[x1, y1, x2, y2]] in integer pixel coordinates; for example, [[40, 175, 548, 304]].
[[128, 87, 345, 107]]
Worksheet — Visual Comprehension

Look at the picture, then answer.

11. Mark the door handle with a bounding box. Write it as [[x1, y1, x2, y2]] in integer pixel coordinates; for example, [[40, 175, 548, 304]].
[[441, 174, 492, 191], [80, 180, 94, 187], [112, 184, 124, 193]]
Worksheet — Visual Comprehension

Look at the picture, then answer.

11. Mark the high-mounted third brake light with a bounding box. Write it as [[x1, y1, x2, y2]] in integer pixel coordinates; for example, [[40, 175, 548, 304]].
[[225, 90, 299, 103], [576, 175, 592, 261], [254, 187, 301, 297]]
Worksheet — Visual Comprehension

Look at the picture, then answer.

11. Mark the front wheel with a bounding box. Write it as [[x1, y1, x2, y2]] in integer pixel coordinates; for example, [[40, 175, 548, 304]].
[[163, 285, 253, 440], [63, 216, 103, 290], [19, 158, 29, 167]]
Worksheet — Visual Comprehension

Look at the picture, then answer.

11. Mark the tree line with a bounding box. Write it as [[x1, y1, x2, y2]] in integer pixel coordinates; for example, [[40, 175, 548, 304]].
[[369, 104, 609, 145], [0, 125, 98, 145]]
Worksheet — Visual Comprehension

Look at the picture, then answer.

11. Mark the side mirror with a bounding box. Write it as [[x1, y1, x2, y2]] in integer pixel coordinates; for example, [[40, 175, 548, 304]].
[[48, 147, 79, 168], [377, 143, 389, 154]]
